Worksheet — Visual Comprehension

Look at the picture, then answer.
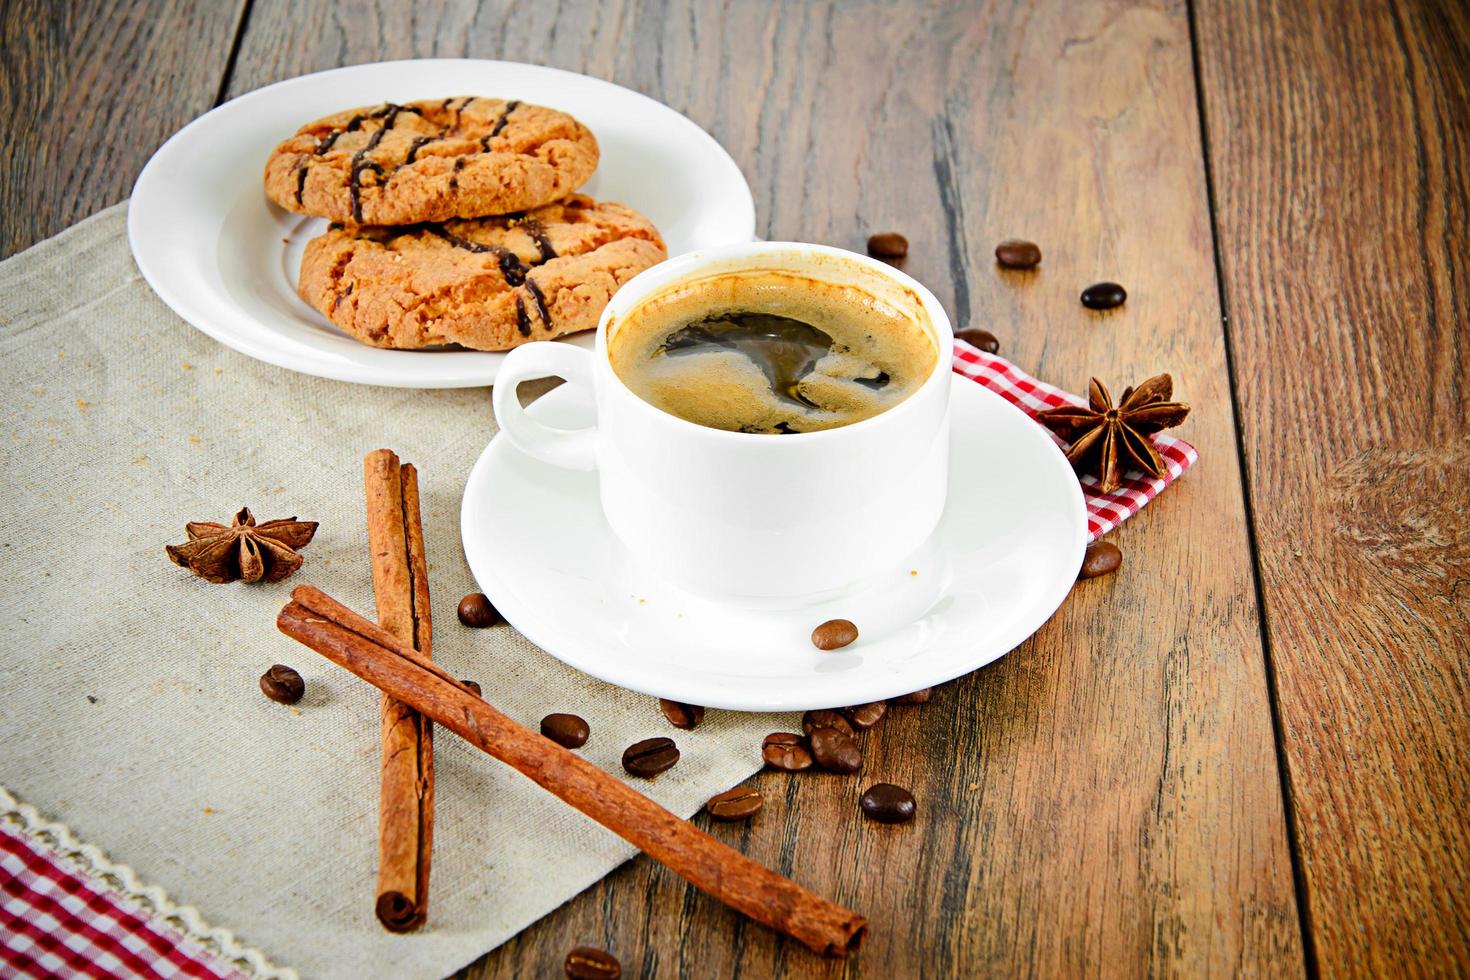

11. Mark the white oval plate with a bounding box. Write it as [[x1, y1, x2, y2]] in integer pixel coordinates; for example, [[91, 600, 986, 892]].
[[461, 376, 1088, 711], [127, 59, 756, 389]]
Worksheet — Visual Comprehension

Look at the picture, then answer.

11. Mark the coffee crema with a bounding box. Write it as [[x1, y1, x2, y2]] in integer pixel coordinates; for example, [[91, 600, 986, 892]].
[[608, 271, 936, 433]]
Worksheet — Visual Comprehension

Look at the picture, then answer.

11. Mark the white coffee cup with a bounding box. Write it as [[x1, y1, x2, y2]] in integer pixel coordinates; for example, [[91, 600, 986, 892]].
[[492, 241, 953, 600]]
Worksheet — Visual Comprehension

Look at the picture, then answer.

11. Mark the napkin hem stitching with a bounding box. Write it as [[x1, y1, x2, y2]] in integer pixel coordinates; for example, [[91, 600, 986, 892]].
[[0, 782, 298, 980]]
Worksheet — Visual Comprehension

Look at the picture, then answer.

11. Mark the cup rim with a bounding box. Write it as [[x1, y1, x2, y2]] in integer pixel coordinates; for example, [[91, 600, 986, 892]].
[[594, 240, 954, 442]]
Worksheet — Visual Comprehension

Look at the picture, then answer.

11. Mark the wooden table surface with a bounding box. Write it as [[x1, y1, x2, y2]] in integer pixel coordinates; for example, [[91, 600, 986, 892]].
[[5, 0, 1466, 975]]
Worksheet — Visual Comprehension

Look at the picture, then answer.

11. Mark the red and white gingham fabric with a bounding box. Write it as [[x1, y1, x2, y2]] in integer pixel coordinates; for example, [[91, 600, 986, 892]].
[[952, 341, 1198, 541], [0, 822, 243, 980]]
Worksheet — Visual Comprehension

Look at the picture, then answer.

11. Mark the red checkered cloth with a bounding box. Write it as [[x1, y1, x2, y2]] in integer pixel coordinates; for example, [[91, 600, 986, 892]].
[[0, 822, 245, 980], [952, 341, 1198, 541]]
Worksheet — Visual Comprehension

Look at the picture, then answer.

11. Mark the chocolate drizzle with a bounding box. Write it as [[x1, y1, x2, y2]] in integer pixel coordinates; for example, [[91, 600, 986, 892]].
[[427, 225, 493, 253], [493, 248, 529, 286], [377, 103, 418, 123], [286, 97, 540, 214], [514, 278, 553, 336], [294, 126, 349, 203], [521, 220, 557, 261], [490, 100, 519, 136], [377, 105, 406, 134], [426, 225, 533, 286], [403, 135, 436, 165], [295, 103, 414, 213], [346, 108, 409, 222], [525, 278, 552, 328], [447, 96, 473, 131], [349, 161, 385, 222], [514, 295, 534, 336], [479, 100, 519, 150]]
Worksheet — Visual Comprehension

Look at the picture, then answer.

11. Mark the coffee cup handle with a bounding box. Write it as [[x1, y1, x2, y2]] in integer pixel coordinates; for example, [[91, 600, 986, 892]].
[[491, 342, 598, 471]]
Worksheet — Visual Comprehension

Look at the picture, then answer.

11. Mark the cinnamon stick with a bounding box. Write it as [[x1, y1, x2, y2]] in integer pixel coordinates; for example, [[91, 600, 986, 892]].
[[363, 450, 434, 932], [277, 585, 868, 957]]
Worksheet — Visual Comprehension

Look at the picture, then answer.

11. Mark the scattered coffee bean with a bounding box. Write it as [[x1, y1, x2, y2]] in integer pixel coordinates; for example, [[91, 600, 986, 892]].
[[1081, 281, 1127, 310], [541, 713, 590, 749], [460, 680, 482, 697], [85, 695, 97, 704], [623, 736, 680, 777], [659, 698, 705, 730], [1079, 541, 1123, 579], [259, 665, 304, 705], [866, 231, 908, 259], [706, 785, 764, 821], [891, 687, 932, 705], [954, 328, 1000, 354], [457, 592, 499, 628], [809, 726, 863, 774], [762, 732, 814, 771], [565, 946, 621, 979], [842, 701, 887, 730], [802, 709, 855, 738], [995, 239, 1042, 269], [811, 619, 859, 650], [860, 783, 917, 824]]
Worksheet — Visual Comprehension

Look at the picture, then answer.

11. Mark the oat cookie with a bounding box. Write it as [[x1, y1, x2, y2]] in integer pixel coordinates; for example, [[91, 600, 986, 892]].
[[264, 97, 600, 225], [298, 195, 666, 352]]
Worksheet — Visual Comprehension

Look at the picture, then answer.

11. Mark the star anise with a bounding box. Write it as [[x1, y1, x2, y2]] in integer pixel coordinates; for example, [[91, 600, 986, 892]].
[[166, 507, 318, 584], [1036, 374, 1190, 493]]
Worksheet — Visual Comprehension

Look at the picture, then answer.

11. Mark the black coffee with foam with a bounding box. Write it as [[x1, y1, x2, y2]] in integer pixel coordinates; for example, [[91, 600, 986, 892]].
[[608, 271, 935, 434]]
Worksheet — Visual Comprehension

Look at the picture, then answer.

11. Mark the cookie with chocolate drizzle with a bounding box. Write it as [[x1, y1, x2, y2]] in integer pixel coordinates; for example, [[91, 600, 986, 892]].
[[297, 194, 666, 351], [264, 97, 599, 225]]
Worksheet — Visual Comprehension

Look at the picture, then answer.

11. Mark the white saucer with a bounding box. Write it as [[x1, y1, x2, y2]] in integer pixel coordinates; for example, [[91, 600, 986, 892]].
[[127, 59, 756, 388], [461, 375, 1088, 711]]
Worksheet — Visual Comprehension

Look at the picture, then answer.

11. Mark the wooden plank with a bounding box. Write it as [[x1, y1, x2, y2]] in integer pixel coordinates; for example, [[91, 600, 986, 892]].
[[0, 0, 247, 257], [228, 1, 1304, 974], [1194, 0, 1470, 973]]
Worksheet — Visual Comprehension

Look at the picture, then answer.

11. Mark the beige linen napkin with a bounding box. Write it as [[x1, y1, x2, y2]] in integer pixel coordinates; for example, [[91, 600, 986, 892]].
[[0, 205, 784, 979]]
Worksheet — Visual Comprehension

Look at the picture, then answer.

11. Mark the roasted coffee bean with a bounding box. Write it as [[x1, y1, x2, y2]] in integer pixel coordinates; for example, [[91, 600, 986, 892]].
[[541, 713, 590, 749], [1081, 281, 1127, 310], [623, 736, 680, 777], [802, 709, 855, 738], [762, 732, 814, 771], [842, 701, 887, 730], [811, 619, 859, 650], [457, 592, 499, 628], [565, 946, 621, 979], [461, 679, 482, 697], [995, 239, 1042, 269], [659, 698, 705, 730], [954, 328, 1000, 354], [259, 665, 304, 705], [891, 687, 933, 705], [809, 726, 863, 774], [706, 786, 764, 821], [1079, 541, 1123, 579], [866, 231, 909, 259], [860, 783, 917, 824]]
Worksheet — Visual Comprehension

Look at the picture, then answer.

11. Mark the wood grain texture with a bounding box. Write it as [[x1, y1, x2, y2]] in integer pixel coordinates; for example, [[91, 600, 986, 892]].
[[0, 0, 247, 258], [226, 0, 1305, 975], [1195, 0, 1470, 973]]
